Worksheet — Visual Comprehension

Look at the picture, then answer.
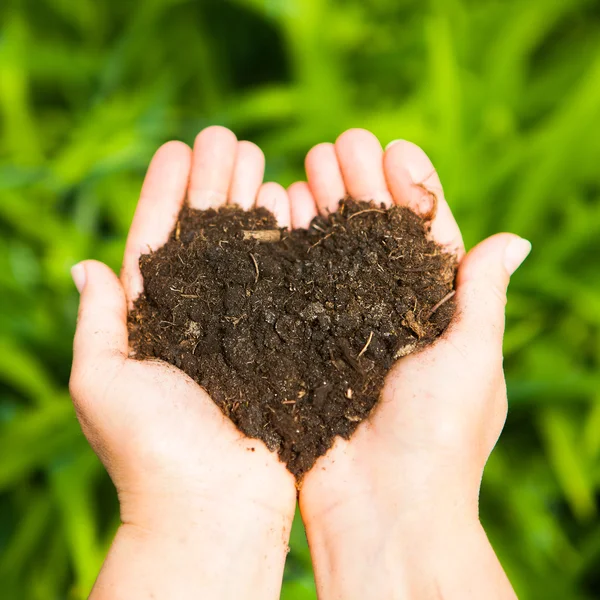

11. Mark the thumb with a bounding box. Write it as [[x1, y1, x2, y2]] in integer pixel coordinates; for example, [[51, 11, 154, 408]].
[[70, 260, 128, 385], [450, 233, 531, 348]]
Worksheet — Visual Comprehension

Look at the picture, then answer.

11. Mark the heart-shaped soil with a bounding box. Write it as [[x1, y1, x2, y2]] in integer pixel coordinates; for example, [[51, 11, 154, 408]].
[[128, 200, 457, 478]]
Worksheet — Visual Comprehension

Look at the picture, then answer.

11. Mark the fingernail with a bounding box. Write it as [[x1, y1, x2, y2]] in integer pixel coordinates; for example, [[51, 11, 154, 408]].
[[504, 238, 532, 275], [71, 262, 87, 293], [385, 139, 403, 150]]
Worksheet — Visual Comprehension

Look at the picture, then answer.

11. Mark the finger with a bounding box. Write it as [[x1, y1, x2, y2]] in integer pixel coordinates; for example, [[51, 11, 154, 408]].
[[188, 126, 238, 210], [122, 141, 192, 305], [384, 140, 464, 256], [451, 233, 531, 347], [335, 129, 393, 207], [71, 261, 128, 379], [229, 141, 265, 210], [288, 182, 318, 229], [305, 143, 346, 215], [256, 182, 291, 228]]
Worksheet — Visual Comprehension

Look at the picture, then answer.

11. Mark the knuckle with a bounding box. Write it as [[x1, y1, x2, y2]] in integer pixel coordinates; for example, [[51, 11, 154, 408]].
[[68, 368, 85, 403], [431, 418, 465, 447], [488, 281, 508, 307], [468, 341, 504, 368], [496, 391, 509, 420], [468, 277, 507, 309]]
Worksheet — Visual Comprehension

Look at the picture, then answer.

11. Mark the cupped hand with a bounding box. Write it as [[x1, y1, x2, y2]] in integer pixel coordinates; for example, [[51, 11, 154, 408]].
[[288, 130, 528, 599], [69, 127, 296, 598]]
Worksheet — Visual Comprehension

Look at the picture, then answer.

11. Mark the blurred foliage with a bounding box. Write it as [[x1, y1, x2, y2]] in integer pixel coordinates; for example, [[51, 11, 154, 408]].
[[1, 0, 600, 597]]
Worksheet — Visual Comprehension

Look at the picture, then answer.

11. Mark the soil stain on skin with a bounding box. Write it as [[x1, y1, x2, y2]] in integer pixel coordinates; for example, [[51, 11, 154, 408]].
[[128, 200, 457, 479]]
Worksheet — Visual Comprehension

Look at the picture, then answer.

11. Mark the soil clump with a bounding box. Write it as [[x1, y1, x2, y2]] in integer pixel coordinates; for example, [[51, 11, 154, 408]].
[[129, 200, 457, 479]]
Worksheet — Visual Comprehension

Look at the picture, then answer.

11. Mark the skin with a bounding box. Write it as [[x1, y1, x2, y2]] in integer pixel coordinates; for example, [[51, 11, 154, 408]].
[[70, 127, 296, 600], [293, 129, 527, 599], [70, 126, 529, 599]]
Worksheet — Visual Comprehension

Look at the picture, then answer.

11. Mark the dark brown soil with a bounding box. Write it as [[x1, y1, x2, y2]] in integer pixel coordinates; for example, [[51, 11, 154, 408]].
[[128, 200, 457, 479]]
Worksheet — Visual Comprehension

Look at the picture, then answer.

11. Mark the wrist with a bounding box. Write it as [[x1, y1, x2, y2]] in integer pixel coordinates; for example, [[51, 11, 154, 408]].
[[302, 479, 481, 563], [119, 499, 293, 564], [119, 485, 295, 538], [303, 497, 487, 600], [116, 461, 297, 536], [93, 487, 295, 600], [301, 455, 484, 600]]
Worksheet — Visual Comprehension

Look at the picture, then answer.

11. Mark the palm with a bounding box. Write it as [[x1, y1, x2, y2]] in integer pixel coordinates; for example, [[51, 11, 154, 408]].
[[111, 128, 297, 518], [281, 130, 511, 516], [101, 360, 292, 502]]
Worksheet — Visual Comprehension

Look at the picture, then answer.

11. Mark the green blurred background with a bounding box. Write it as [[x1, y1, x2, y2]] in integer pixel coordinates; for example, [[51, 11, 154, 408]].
[[2, 0, 600, 597]]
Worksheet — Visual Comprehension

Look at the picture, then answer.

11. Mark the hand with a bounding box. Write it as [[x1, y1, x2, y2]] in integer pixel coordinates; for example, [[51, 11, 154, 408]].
[[288, 130, 528, 599], [69, 127, 296, 599]]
